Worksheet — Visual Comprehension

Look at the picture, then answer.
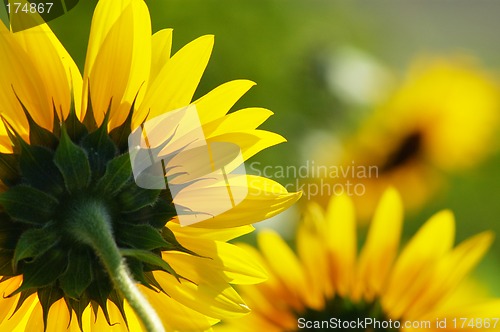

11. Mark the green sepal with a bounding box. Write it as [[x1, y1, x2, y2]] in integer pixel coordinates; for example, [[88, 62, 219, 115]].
[[68, 294, 91, 332], [18, 140, 64, 194], [80, 111, 118, 178], [120, 248, 181, 281], [122, 201, 175, 229], [162, 227, 202, 257], [0, 153, 20, 186], [144, 271, 168, 295], [54, 126, 91, 193], [37, 286, 64, 332], [13, 90, 59, 149], [13, 248, 68, 295], [108, 289, 129, 329], [64, 108, 88, 143], [12, 226, 59, 271], [82, 89, 98, 133], [10, 288, 37, 319], [59, 248, 94, 299], [94, 153, 132, 197], [118, 183, 161, 213], [126, 257, 154, 290], [51, 106, 61, 140], [86, 268, 113, 325], [108, 106, 135, 153], [0, 116, 21, 154], [116, 224, 169, 251], [0, 185, 59, 225]]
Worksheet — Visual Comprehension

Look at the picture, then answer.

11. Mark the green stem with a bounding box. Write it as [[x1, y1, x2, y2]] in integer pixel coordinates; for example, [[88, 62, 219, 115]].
[[67, 200, 165, 332]]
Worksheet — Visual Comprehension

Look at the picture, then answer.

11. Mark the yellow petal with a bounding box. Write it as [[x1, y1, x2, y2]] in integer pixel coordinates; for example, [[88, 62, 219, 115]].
[[382, 209, 456, 319], [194, 80, 256, 124], [296, 201, 330, 309], [208, 130, 286, 162], [436, 299, 500, 322], [12, 23, 82, 121], [355, 188, 403, 301], [203, 108, 274, 137], [169, 222, 254, 241], [26, 298, 70, 332], [407, 231, 494, 319], [236, 242, 305, 317], [169, 236, 268, 284], [83, 0, 151, 129], [153, 268, 249, 319], [0, 23, 46, 133], [0, 276, 23, 325], [258, 230, 309, 305], [150, 29, 173, 84], [325, 194, 357, 297], [2, 292, 37, 332], [139, 285, 218, 331], [89, 300, 129, 332], [189, 175, 301, 228], [137, 35, 214, 125]]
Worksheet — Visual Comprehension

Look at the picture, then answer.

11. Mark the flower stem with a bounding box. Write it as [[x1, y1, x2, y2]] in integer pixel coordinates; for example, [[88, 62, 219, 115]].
[[67, 199, 165, 332]]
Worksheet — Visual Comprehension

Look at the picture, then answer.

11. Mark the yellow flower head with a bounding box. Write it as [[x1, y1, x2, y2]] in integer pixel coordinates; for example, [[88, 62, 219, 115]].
[[313, 57, 500, 220], [0, 0, 300, 330], [220, 189, 500, 331]]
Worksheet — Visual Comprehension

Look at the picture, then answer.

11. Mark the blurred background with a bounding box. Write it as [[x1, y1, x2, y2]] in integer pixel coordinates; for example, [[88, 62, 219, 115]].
[[48, 0, 500, 296]]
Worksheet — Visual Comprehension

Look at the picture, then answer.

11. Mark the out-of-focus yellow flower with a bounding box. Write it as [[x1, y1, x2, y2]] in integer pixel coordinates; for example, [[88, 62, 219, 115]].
[[219, 189, 500, 331], [313, 57, 500, 220]]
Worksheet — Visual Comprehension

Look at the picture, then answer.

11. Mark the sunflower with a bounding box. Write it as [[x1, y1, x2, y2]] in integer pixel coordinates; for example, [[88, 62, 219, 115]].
[[311, 57, 500, 220], [219, 188, 500, 331], [0, 0, 300, 331]]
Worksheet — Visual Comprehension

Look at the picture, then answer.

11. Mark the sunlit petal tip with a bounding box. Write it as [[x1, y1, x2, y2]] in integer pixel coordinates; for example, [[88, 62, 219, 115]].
[[470, 230, 495, 251], [426, 209, 456, 233], [380, 186, 402, 207]]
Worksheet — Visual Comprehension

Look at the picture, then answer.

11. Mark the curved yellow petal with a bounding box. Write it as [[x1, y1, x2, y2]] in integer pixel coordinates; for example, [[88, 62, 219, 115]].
[[236, 243, 304, 323], [258, 230, 309, 305], [12, 23, 82, 121], [0, 276, 23, 325], [325, 194, 357, 297], [26, 298, 71, 332], [194, 80, 256, 124], [138, 35, 214, 125], [140, 285, 218, 331], [169, 236, 267, 284], [407, 231, 494, 319], [2, 292, 37, 332], [189, 175, 301, 228], [153, 268, 249, 320], [355, 188, 403, 301], [169, 221, 254, 242], [0, 23, 46, 133], [203, 108, 274, 137], [150, 28, 173, 84], [296, 209, 329, 309], [300, 202, 334, 300], [0, 122, 11, 152], [89, 300, 129, 332], [83, 0, 151, 129], [208, 130, 286, 162], [433, 299, 500, 323], [382, 209, 456, 319]]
